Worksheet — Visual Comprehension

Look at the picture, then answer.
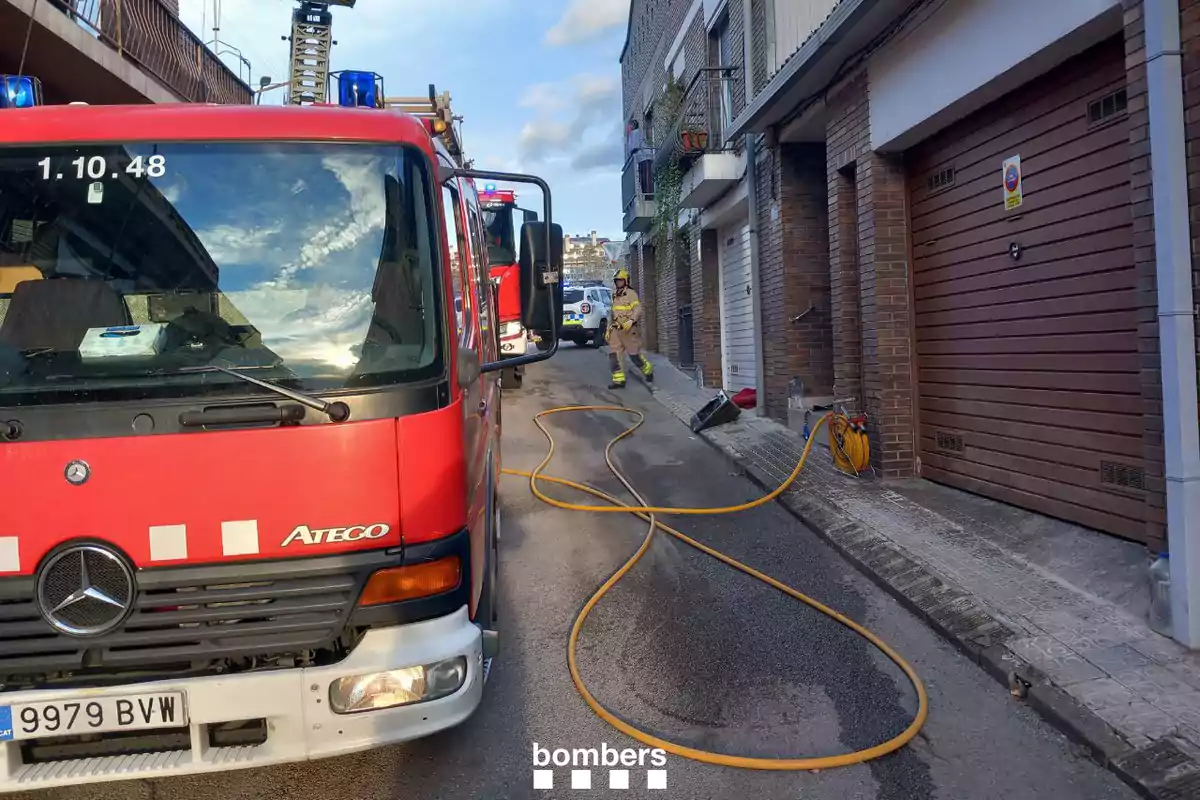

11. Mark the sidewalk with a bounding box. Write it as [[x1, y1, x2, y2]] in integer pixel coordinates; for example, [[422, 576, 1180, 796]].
[[642, 353, 1200, 800]]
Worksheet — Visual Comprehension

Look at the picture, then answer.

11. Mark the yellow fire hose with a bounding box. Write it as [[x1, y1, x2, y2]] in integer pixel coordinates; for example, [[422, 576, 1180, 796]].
[[500, 405, 928, 770]]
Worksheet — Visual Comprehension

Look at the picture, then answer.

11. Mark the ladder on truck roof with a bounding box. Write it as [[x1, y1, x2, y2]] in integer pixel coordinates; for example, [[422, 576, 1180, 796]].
[[287, 1, 358, 106], [385, 85, 466, 166]]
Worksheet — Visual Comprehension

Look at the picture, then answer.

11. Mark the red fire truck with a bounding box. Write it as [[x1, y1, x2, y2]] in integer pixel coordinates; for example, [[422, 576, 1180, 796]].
[[0, 72, 562, 791], [479, 186, 544, 389]]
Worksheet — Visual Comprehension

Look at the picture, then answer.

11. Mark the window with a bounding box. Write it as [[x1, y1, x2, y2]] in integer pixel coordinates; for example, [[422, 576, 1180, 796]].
[[463, 194, 492, 343], [1088, 88, 1127, 126], [0, 141, 441, 407], [926, 165, 955, 195], [482, 204, 518, 266], [441, 182, 473, 343], [712, 11, 735, 136]]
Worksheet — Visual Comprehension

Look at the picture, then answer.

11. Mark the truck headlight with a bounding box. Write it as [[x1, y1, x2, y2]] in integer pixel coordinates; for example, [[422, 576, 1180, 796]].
[[328, 656, 468, 714], [501, 321, 522, 338]]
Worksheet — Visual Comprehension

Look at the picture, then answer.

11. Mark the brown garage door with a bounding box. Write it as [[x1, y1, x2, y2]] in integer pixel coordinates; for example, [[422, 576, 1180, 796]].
[[907, 36, 1146, 541]]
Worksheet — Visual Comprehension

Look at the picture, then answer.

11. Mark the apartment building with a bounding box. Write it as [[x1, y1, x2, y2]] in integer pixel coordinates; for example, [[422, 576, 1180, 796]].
[[621, 0, 1200, 639], [564, 232, 615, 283], [621, 0, 759, 388]]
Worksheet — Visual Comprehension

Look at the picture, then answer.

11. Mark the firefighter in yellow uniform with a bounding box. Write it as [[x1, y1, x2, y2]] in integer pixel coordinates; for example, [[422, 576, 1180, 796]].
[[605, 269, 654, 389]]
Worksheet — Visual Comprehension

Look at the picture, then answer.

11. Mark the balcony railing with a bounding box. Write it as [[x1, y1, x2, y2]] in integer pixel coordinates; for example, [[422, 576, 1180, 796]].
[[51, 0, 253, 104], [652, 66, 740, 175], [622, 149, 657, 234], [622, 148, 656, 212]]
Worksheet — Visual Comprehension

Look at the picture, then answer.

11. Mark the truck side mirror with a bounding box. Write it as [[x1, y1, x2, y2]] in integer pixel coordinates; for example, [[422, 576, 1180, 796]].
[[517, 220, 563, 334], [453, 167, 561, 374]]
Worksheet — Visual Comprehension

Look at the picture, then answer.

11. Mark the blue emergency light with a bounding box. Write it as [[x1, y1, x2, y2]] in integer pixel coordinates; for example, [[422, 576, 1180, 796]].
[[334, 71, 382, 108], [0, 75, 42, 109]]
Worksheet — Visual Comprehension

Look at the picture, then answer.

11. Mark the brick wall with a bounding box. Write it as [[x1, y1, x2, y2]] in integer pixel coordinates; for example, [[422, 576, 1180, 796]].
[[825, 72, 916, 478], [637, 242, 660, 351], [727, 0, 748, 120], [623, 0, 717, 365], [750, 0, 769, 98], [757, 143, 834, 420], [621, 0, 698, 126], [625, 242, 640, 293], [655, 232, 680, 360], [691, 227, 722, 384]]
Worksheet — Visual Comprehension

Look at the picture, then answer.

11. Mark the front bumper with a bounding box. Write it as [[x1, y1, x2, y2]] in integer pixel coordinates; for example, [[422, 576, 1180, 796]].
[[0, 608, 483, 793], [499, 333, 529, 357], [561, 316, 603, 337]]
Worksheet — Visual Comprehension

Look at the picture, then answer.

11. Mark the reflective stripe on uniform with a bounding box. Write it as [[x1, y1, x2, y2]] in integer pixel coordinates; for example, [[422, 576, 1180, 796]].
[[611, 371, 625, 380], [613, 301, 639, 311]]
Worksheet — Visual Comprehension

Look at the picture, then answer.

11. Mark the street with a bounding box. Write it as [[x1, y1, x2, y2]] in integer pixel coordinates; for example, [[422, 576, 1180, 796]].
[[19, 347, 1139, 800]]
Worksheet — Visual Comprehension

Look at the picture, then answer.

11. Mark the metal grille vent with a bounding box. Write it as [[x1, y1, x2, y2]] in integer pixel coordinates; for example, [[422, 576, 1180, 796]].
[[926, 166, 955, 194], [935, 431, 964, 453], [729, 363, 740, 375], [1101, 461, 1145, 491], [1088, 89, 1127, 125]]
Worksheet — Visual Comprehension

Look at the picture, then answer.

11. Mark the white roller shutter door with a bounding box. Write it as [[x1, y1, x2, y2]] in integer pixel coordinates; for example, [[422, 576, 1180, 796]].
[[718, 222, 756, 393]]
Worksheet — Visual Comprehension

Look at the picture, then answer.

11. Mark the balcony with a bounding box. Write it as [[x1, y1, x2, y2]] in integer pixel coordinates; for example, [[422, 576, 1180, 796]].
[[0, 0, 252, 105], [622, 150, 656, 234], [652, 67, 741, 208]]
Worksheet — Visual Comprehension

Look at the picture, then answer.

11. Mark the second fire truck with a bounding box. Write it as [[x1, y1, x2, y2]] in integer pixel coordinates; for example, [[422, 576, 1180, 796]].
[[479, 186, 545, 389]]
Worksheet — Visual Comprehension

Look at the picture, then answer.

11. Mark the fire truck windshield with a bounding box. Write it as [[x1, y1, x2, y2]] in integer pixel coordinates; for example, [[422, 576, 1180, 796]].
[[481, 205, 517, 266], [0, 141, 442, 407]]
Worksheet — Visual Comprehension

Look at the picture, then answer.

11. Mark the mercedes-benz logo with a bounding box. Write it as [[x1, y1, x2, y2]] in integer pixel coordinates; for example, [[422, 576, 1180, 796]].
[[64, 460, 90, 486], [36, 545, 135, 636]]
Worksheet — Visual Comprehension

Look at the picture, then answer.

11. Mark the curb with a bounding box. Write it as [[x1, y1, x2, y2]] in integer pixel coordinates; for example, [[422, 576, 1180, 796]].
[[655, 389, 1200, 800]]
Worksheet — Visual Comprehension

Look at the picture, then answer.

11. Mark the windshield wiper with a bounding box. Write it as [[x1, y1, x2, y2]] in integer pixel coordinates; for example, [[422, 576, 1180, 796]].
[[189, 365, 351, 422]]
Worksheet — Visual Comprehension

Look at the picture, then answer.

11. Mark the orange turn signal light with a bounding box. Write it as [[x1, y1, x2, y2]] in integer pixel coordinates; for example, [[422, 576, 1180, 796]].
[[358, 558, 461, 606]]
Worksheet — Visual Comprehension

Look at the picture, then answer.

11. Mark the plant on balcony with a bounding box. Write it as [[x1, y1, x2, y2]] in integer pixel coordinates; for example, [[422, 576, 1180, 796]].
[[654, 76, 686, 147], [681, 126, 709, 152]]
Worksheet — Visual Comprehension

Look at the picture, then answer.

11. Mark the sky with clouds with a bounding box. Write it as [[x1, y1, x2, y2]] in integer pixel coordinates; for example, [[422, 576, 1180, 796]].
[[179, 0, 630, 239]]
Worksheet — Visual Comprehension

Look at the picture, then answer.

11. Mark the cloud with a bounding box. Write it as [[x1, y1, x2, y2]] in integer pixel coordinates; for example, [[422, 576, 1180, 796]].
[[517, 73, 620, 168], [177, 0, 625, 240], [571, 141, 622, 171], [519, 82, 568, 110], [196, 222, 283, 264], [545, 0, 629, 46]]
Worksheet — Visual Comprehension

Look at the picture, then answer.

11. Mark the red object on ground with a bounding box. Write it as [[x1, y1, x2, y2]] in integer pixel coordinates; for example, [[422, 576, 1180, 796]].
[[731, 388, 756, 409]]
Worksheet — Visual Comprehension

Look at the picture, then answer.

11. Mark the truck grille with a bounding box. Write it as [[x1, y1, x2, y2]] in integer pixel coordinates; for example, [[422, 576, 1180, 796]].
[[0, 550, 396, 685]]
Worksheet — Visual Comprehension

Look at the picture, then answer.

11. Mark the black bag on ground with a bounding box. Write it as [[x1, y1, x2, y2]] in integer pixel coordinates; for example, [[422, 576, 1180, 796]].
[[691, 391, 741, 433]]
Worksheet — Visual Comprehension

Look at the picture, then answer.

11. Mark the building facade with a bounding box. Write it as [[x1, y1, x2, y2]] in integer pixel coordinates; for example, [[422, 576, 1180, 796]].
[[1, 0, 251, 106], [564, 232, 615, 283], [620, 0, 1200, 646]]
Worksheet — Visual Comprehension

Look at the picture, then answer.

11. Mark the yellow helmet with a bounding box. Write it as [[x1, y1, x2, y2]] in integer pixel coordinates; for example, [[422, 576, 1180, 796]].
[[614, 268, 629, 282]]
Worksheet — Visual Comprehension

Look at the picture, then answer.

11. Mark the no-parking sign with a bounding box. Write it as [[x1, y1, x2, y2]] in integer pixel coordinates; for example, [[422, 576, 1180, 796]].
[[1003, 155, 1023, 211]]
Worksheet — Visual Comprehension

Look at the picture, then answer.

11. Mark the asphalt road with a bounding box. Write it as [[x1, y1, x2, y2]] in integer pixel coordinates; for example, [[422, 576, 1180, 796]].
[[20, 348, 1138, 800]]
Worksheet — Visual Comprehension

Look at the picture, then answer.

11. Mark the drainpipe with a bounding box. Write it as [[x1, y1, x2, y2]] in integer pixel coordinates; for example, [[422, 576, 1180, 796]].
[[1146, 0, 1200, 648], [746, 132, 767, 415]]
